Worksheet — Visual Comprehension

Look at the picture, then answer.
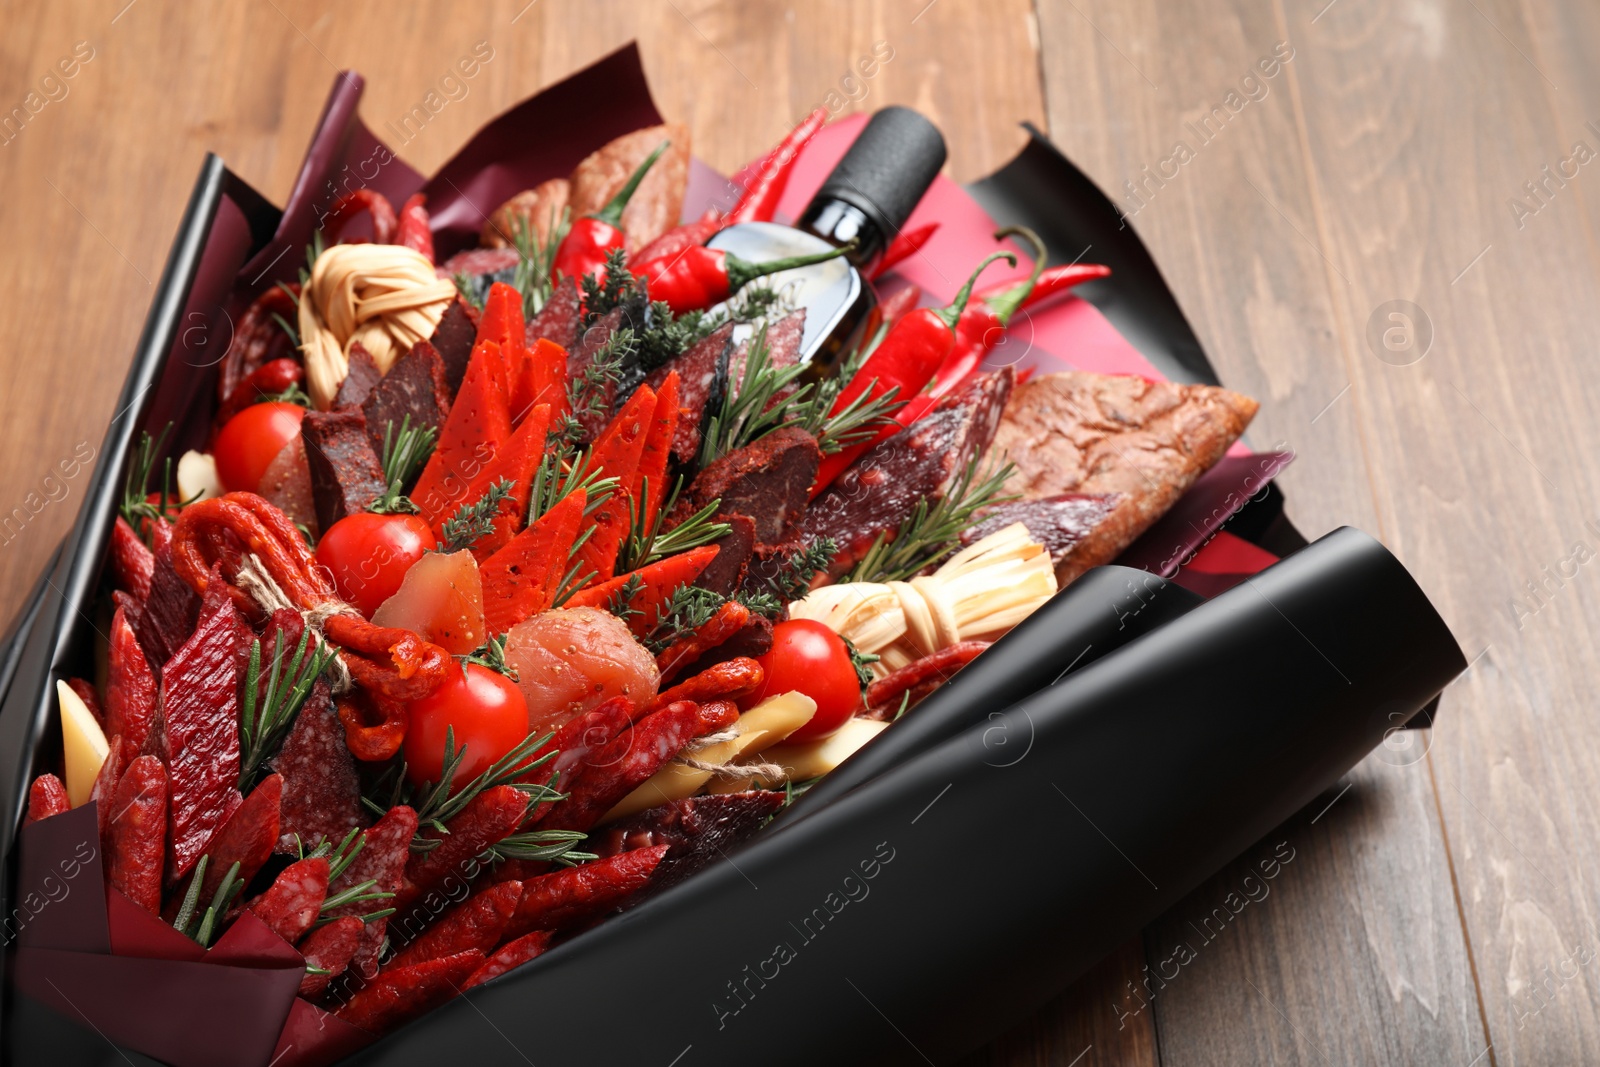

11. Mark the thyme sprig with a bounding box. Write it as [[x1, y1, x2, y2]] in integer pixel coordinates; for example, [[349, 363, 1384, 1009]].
[[438, 478, 516, 554], [605, 573, 646, 623], [697, 324, 811, 466], [643, 584, 727, 654], [239, 627, 335, 790], [842, 457, 1018, 584], [369, 416, 437, 515], [615, 477, 730, 574]]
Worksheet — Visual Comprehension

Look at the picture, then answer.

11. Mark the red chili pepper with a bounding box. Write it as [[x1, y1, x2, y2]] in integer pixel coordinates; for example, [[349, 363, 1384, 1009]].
[[810, 249, 1016, 497], [552, 141, 671, 285], [396, 192, 435, 262], [726, 108, 829, 226], [323, 189, 397, 245], [216, 357, 304, 425], [868, 222, 940, 279], [632, 209, 723, 264], [930, 231, 1109, 399], [634, 242, 853, 315]]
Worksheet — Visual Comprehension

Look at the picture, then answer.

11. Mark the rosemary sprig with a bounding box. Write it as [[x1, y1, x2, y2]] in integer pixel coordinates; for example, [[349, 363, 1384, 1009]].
[[239, 627, 335, 790], [380, 415, 437, 492], [550, 555, 596, 608], [438, 478, 516, 554], [527, 446, 618, 525], [510, 208, 569, 320], [842, 458, 1018, 584], [364, 727, 563, 850], [315, 877, 395, 927], [462, 633, 517, 681], [120, 424, 196, 547], [483, 828, 593, 867], [452, 271, 484, 313], [299, 826, 366, 883], [615, 476, 730, 574], [643, 584, 726, 654], [270, 311, 300, 346], [173, 857, 245, 948], [697, 324, 812, 467]]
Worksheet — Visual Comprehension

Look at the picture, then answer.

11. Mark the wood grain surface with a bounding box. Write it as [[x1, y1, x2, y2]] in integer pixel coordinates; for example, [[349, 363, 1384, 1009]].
[[0, 2, 1590, 1064]]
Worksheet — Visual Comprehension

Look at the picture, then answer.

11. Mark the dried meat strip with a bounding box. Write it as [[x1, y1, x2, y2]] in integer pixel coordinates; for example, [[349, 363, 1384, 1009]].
[[106, 605, 156, 752], [396, 786, 526, 917], [300, 410, 388, 533], [591, 791, 785, 889], [462, 930, 552, 990], [269, 678, 367, 853], [388, 880, 521, 970], [107, 755, 167, 914], [527, 276, 581, 352], [537, 702, 706, 833], [333, 342, 384, 411], [645, 322, 731, 465], [194, 773, 282, 904], [335, 949, 484, 1036], [361, 341, 452, 459], [328, 805, 418, 981], [680, 427, 820, 545], [25, 774, 69, 825], [110, 516, 155, 603], [135, 527, 200, 671], [428, 298, 478, 396]]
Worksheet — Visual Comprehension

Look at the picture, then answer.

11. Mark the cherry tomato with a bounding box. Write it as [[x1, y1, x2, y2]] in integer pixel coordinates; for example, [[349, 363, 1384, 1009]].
[[745, 619, 861, 743], [315, 512, 437, 618], [213, 402, 305, 493], [404, 662, 529, 788]]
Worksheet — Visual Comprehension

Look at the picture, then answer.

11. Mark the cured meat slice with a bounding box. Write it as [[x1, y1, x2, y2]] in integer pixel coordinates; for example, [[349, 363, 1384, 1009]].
[[106, 604, 156, 752], [301, 410, 388, 532], [990, 372, 1257, 584], [257, 436, 318, 537], [679, 613, 773, 678], [134, 533, 200, 672], [528, 276, 581, 351], [328, 805, 417, 980], [361, 341, 452, 460], [247, 856, 330, 944], [427, 297, 478, 396], [804, 369, 1014, 579], [682, 426, 821, 545], [160, 577, 248, 879], [440, 247, 519, 311], [567, 124, 689, 251], [645, 322, 731, 465], [269, 679, 366, 852], [110, 516, 155, 602], [961, 493, 1125, 571], [566, 306, 633, 442], [483, 178, 570, 249], [728, 310, 805, 397], [695, 513, 756, 597], [333, 342, 383, 411], [107, 755, 166, 913], [298, 915, 363, 998], [591, 790, 785, 889], [336, 949, 483, 1036], [388, 881, 520, 969]]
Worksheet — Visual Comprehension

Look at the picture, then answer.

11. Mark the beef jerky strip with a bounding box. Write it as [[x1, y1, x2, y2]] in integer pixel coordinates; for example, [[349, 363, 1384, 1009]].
[[527, 275, 581, 352], [269, 678, 367, 852], [247, 856, 330, 944], [440, 247, 519, 310], [89, 735, 125, 855], [108, 755, 167, 914], [362, 341, 452, 459], [192, 773, 281, 905], [694, 513, 756, 597], [107, 604, 156, 752], [388, 880, 521, 970], [25, 774, 69, 825], [135, 523, 200, 671], [644, 322, 731, 465], [161, 576, 248, 880], [591, 790, 785, 890], [804, 368, 1014, 580], [427, 297, 478, 395], [333, 341, 384, 411], [110, 516, 155, 603], [504, 845, 668, 939], [298, 915, 364, 998], [328, 805, 418, 981], [301, 410, 388, 533], [462, 931, 553, 990], [536, 702, 708, 833], [335, 949, 484, 1036], [678, 426, 821, 545]]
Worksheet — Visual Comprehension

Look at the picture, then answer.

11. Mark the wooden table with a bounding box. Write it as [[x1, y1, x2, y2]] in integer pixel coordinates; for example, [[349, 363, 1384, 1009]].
[[0, 2, 1588, 1063]]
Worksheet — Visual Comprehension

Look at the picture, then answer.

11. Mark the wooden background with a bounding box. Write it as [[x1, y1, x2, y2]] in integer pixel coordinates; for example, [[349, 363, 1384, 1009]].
[[0, 2, 1594, 1064]]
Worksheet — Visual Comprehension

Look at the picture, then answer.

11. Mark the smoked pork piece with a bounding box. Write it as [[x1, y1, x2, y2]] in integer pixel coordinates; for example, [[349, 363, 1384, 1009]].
[[646, 322, 732, 465], [361, 341, 452, 458], [482, 178, 570, 250], [681, 427, 821, 545], [805, 369, 1014, 580], [427, 297, 479, 395], [301, 410, 388, 533], [528, 276, 582, 351], [695, 513, 757, 597], [566, 124, 690, 251], [961, 493, 1124, 569], [591, 791, 785, 890], [332, 342, 383, 411], [991, 372, 1257, 584]]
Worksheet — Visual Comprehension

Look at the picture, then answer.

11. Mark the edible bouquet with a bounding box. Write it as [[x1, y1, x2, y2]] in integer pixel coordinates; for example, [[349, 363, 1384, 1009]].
[[0, 46, 1465, 1067]]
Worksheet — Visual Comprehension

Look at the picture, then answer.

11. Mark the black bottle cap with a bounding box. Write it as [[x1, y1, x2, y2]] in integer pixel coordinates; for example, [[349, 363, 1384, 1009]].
[[805, 107, 947, 242]]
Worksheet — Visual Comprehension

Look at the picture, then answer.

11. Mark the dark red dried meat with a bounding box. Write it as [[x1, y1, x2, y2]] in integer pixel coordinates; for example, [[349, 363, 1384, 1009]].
[[25, 774, 69, 825], [695, 513, 756, 597], [362, 341, 452, 458], [527, 275, 581, 351], [160, 576, 248, 879], [300, 409, 388, 533], [108, 755, 167, 914], [135, 526, 200, 671], [681, 426, 820, 544], [463, 930, 552, 990], [566, 306, 630, 442], [248, 856, 330, 944], [680, 613, 773, 677], [333, 342, 384, 411], [428, 297, 478, 396], [298, 915, 364, 998], [728, 309, 805, 399], [195, 773, 281, 904], [505, 845, 667, 939], [645, 322, 731, 465], [593, 790, 785, 889], [110, 516, 155, 602], [805, 368, 1014, 579], [90, 734, 125, 854], [107, 605, 156, 752], [961, 492, 1125, 566], [864, 641, 990, 718], [329, 805, 418, 981], [66, 678, 103, 726], [389, 880, 520, 970], [396, 785, 525, 918], [269, 678, 367, 853], [536, 702, 705, 833], [335, 949, 483, 1036]]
